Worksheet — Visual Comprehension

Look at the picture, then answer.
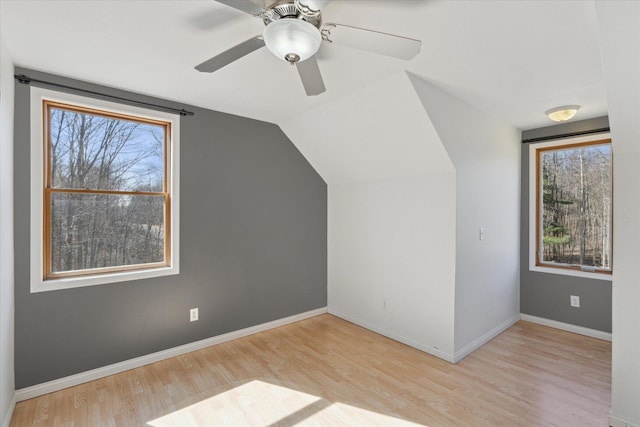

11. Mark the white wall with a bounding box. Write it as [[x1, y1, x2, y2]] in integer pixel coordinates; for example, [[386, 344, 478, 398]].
[[0, 35, 16, 426], [281, 73, 521, 361], [329, 175, 457, 359], [408, 74, 521, 357], [281, 72, 458, 360], [595, 2, 640, 425], [282, 70, 520, 363]]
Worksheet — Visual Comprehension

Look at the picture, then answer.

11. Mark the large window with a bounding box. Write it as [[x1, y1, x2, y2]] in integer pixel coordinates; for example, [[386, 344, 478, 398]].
[[529, 134, 612, 278], [31, 87, 180, 292]]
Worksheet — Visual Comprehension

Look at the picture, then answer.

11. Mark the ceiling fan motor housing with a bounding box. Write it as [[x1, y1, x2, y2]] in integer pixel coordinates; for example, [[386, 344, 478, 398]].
[[261, 2, 321, 27]]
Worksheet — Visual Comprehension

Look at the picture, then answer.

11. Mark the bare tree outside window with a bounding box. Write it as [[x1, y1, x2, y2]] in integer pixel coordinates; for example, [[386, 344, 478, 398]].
[[536, 140, 612, 273], [44, 101, 171, 278]]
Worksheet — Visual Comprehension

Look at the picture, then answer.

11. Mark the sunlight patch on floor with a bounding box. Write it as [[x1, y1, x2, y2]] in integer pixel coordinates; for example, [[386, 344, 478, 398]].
[[301, 401, 426, 426], [147, 380, 426, 426]]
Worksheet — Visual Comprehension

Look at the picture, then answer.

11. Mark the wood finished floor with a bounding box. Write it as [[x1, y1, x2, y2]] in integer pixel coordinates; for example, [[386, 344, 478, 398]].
[[10, 315, 611, 426]]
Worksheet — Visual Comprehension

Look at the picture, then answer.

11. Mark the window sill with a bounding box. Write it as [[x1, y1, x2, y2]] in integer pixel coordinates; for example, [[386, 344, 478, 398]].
[[529, 265, 612, 281], [31, 265, 179, 293]]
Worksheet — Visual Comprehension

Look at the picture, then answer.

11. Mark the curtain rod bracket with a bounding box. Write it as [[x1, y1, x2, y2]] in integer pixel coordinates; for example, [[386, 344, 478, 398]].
[[15, 74, 31, 84]]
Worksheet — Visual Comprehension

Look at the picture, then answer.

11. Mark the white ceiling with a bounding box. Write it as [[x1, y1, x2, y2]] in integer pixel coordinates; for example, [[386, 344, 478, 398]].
[[281, 72, 454, 183], [0, 0, 607, 130]]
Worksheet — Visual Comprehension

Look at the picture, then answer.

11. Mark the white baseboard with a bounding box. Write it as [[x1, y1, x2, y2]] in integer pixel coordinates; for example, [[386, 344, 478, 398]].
[[453, 314, 520, 363], [610, 412, 640, 427], [2, 392, 15, 427], [520, 314, 612, 341], [328, 309, 455, 363], [15, 307, 327, 402]]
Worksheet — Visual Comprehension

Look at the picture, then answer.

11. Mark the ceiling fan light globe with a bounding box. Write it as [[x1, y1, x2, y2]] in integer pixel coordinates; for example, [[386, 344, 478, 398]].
[[263, 18, 321, 63]]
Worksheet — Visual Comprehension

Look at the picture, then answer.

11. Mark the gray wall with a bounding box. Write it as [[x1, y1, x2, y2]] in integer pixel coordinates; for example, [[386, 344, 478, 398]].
[[520, 116, 611, 332], [13, 68, 327, 389]]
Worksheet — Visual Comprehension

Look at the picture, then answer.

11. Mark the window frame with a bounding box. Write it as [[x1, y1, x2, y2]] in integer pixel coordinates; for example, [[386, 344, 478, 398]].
[[30, 87, 180, 293], [528, 133, 612, 280]]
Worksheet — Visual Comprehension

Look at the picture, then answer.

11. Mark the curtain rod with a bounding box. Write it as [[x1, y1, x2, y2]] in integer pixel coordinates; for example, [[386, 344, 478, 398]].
[[522, 127, 610, 144], [14, 74, 194, 117]]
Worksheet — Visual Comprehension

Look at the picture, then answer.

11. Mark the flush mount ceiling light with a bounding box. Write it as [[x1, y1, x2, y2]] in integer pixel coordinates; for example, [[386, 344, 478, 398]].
[[545, 105, 581, 122]]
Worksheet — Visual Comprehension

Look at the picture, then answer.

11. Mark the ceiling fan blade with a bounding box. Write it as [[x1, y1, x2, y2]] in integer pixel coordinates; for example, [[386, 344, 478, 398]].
[[214, 0, 265, 16], [321, 23, 421, 60], [195, 36, 265, 73], [296, 56, 326, 96]]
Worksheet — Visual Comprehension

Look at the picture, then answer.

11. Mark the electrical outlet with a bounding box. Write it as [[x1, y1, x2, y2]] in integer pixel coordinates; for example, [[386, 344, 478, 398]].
[[383, 300, 388, 310], [570, 295, 580, 308], [190, 308, 199, 322], [479, 227, 485, 241]]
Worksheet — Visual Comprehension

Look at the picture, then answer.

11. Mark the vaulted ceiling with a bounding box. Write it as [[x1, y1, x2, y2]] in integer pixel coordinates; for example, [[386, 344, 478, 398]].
[[0, 0, 607, 130]]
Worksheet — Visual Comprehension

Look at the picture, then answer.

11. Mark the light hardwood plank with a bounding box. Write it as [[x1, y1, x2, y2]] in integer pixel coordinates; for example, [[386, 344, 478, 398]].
[[10, 315, 611, 426]]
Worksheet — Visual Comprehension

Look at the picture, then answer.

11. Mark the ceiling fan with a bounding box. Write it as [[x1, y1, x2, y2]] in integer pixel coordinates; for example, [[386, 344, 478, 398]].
[[195, 0, 422, 96]]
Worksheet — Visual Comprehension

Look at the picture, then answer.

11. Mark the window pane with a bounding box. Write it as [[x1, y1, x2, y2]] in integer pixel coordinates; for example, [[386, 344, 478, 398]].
[[50, 192, 166, 273], [49, 107, 164, 192], [540, 143, 612, 269]]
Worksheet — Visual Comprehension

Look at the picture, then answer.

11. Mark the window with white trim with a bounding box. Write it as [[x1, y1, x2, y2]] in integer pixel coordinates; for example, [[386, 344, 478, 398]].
[[529, 134, 612, 279], [30, 87, 180, 292]]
